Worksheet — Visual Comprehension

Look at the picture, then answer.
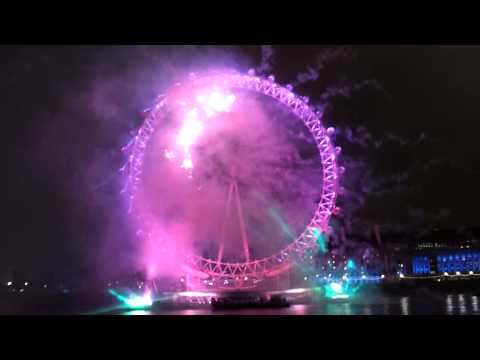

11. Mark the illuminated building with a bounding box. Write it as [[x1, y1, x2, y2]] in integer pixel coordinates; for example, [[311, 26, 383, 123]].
[[411, 227, 480, 276]]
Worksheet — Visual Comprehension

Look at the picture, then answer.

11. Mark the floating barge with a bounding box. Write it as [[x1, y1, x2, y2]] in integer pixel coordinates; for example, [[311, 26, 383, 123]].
[[211, 292, 290, 310]]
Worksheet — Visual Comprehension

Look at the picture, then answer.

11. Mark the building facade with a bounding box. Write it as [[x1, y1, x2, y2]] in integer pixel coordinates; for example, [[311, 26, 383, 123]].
[[412, 250, 480, 275], [410, 228, 480, 276]]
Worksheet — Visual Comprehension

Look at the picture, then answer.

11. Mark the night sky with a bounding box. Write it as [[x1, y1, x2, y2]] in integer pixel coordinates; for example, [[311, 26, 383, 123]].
[[1, 45, 479, 283]]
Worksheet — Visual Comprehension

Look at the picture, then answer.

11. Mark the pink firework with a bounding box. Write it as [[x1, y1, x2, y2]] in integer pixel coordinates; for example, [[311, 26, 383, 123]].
[[121, 70, 340, 290]]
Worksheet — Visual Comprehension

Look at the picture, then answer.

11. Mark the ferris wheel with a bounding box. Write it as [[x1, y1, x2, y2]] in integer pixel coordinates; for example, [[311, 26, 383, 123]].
[[122, 70, 341, 290]]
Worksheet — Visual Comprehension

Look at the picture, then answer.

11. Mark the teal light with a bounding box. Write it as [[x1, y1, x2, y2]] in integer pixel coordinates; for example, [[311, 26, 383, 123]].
[[319, 280, 362, 300], [323, 282, 347, 299], [268, 207, 296, 240], [347, 259, 356, 270], [124, 310, 150, 315], [312, 228, 327, 253], [108, 288, 153, 309], [108, 288, 128, 303]]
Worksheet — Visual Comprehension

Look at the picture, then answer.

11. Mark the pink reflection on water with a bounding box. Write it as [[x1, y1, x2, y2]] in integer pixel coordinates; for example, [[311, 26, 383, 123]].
[[289, 304, 307, 315]]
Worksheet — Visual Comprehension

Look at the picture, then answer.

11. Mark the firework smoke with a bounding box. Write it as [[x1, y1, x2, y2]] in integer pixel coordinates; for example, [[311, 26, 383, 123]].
[[136, 83, 324, 273], [19, 45, 445, 289]]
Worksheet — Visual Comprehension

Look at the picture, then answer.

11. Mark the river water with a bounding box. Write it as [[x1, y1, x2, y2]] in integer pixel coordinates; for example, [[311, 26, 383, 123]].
[[119, 293, 480, 315]]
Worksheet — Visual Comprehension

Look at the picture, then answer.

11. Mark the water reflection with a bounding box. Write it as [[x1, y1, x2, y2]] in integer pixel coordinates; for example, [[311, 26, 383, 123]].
[[458, 295, 466, 315], [343, 303, 352, 315], [323, 302, 352, 315], [116, 294, 480, 315], [363, 304, 371, 315], [182, 309, 200, 315], [446, 295, 454, 315], [400, 297, 409, 315], [290, 304, 306, 315], [383, 299, 390, 315], [472, 296, 479, 314], [124, 310, 151, 315]]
